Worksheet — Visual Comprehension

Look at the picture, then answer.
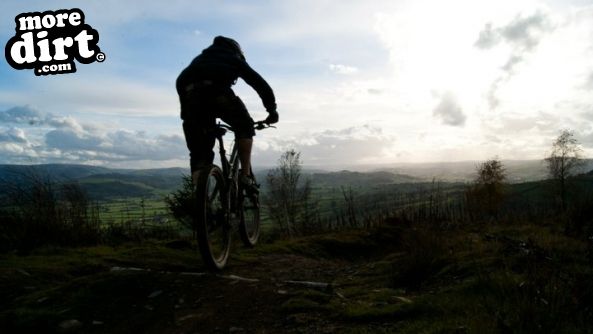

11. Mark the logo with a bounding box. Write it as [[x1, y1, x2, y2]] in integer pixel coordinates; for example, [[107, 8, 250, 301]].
[[5, 8, 105, 76]]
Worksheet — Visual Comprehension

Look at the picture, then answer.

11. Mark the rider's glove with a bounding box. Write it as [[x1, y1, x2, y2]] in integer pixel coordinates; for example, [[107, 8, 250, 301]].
[[265, 110, 279, 124]]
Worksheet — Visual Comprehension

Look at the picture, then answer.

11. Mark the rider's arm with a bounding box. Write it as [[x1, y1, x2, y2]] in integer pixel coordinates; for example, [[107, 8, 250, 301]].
[[239, 62, 276, 112]]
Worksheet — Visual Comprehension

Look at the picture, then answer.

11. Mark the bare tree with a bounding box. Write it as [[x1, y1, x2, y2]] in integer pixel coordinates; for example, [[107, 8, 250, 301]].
[[0, 168, 100, 250], [265, 149, 313, 236], [341, 186, 358, 228], [545, 130, 584, 212], [61, 182, 89, 227], [466, 157, 506, 219]]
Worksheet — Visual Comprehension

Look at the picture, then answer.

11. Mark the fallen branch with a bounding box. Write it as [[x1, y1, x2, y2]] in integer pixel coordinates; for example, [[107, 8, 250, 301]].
[[218, 274, 260, 283], [283, 280, 331, 290], [110, 266, 206, 277], [110, 266, 145, 272]]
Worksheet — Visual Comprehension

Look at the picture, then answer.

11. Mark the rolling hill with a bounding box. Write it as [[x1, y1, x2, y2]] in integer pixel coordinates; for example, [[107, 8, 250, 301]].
[[0, 164, 189, 200]]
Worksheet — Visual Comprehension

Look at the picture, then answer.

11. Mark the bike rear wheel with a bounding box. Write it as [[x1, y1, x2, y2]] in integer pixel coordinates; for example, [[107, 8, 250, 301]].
[[195, 165, 231, 270], [238, 172, 260, 247]]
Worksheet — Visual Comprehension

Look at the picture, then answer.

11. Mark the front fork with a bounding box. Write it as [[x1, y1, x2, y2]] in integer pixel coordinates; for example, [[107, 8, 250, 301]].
[[227, 174, 239, 213]]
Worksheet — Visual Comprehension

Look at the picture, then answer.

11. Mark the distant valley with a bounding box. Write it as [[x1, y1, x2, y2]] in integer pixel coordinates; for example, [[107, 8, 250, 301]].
[[1, 160, 591, 201]]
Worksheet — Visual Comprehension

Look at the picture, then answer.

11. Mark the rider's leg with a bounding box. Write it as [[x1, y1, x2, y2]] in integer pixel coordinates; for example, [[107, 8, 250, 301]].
[[217, 94, 255, 179], [185, 125, 214, 186], [238, 138, 253, 177], [182, 113, 215, 186]]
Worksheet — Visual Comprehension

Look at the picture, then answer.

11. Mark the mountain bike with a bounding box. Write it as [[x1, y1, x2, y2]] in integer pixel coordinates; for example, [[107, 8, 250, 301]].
[[194, 121, 273, 270]]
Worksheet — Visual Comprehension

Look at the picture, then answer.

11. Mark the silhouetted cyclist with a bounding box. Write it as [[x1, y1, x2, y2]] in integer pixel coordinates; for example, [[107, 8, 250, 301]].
[[176, 36, 278, 188]]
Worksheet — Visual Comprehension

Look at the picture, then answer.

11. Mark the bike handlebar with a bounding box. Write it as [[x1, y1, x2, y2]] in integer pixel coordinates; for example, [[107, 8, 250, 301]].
[[215, 120, 275, 135], [254, 120, 276, 131]]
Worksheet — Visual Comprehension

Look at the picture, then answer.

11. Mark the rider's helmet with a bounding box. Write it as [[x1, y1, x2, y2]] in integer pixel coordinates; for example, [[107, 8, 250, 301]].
[[213, 36, 245, 60]]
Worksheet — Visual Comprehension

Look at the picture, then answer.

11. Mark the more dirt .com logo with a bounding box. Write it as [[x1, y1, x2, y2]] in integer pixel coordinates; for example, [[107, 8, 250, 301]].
[[4, 8, 105, 76]]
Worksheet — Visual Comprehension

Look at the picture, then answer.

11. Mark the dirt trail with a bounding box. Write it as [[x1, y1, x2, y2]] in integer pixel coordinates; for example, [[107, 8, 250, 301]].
[[104, 254, 357, 334], [175, 255, 342, 333], [1, 226, 405, 333]]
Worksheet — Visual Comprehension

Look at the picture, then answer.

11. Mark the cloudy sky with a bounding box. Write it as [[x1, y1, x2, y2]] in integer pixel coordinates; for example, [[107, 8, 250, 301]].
[[1, 0, 592, 169]]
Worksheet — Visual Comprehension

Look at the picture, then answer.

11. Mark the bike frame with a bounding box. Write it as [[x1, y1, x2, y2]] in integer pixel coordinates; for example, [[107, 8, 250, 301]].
[[213, 120, 273, 196], [214, 124, 241, 210]]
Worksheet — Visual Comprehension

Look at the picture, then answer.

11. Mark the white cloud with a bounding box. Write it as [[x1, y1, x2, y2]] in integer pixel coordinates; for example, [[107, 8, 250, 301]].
[[474, 23, 501, 49], [0, 142, 33, 156], [499, 11, 553, 51], [43, 127, 187, 163], [253, 124, 397, 166], [1, 105, 92, 134], [0, 127, 28, 143], [475, 10, 555, 110], [329, 64, 359, 75], [0, 105, 187, 165], [0, 106, 44, 124], [433, 92, 466, 127], [0, 126, 37, 163]]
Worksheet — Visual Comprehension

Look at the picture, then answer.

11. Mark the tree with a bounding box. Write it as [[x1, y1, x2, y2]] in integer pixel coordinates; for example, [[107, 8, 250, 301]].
[[466, 157, 506, 219], [164, 175, 195, 229], [265, 149, 314, 236], [545, 130, 584, 212]]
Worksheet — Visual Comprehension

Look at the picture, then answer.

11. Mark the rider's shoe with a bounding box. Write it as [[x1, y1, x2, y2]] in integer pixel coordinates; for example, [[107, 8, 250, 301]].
[[239, 173, 259, 194]]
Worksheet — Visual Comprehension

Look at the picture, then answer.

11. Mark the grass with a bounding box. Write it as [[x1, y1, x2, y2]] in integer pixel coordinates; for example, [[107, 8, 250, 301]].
[[0, 241, 203, 333], [4, 270, 181, 333], [266, 221, 593, 333]]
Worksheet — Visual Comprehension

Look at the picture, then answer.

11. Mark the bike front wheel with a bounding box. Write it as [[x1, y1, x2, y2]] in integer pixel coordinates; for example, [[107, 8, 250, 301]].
[[195, 165, 231, 270]]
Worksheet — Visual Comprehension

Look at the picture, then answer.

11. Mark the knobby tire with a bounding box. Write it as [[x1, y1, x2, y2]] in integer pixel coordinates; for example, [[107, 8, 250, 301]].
[[195, 165, 231, 270], [238, 171, 261, 247]]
